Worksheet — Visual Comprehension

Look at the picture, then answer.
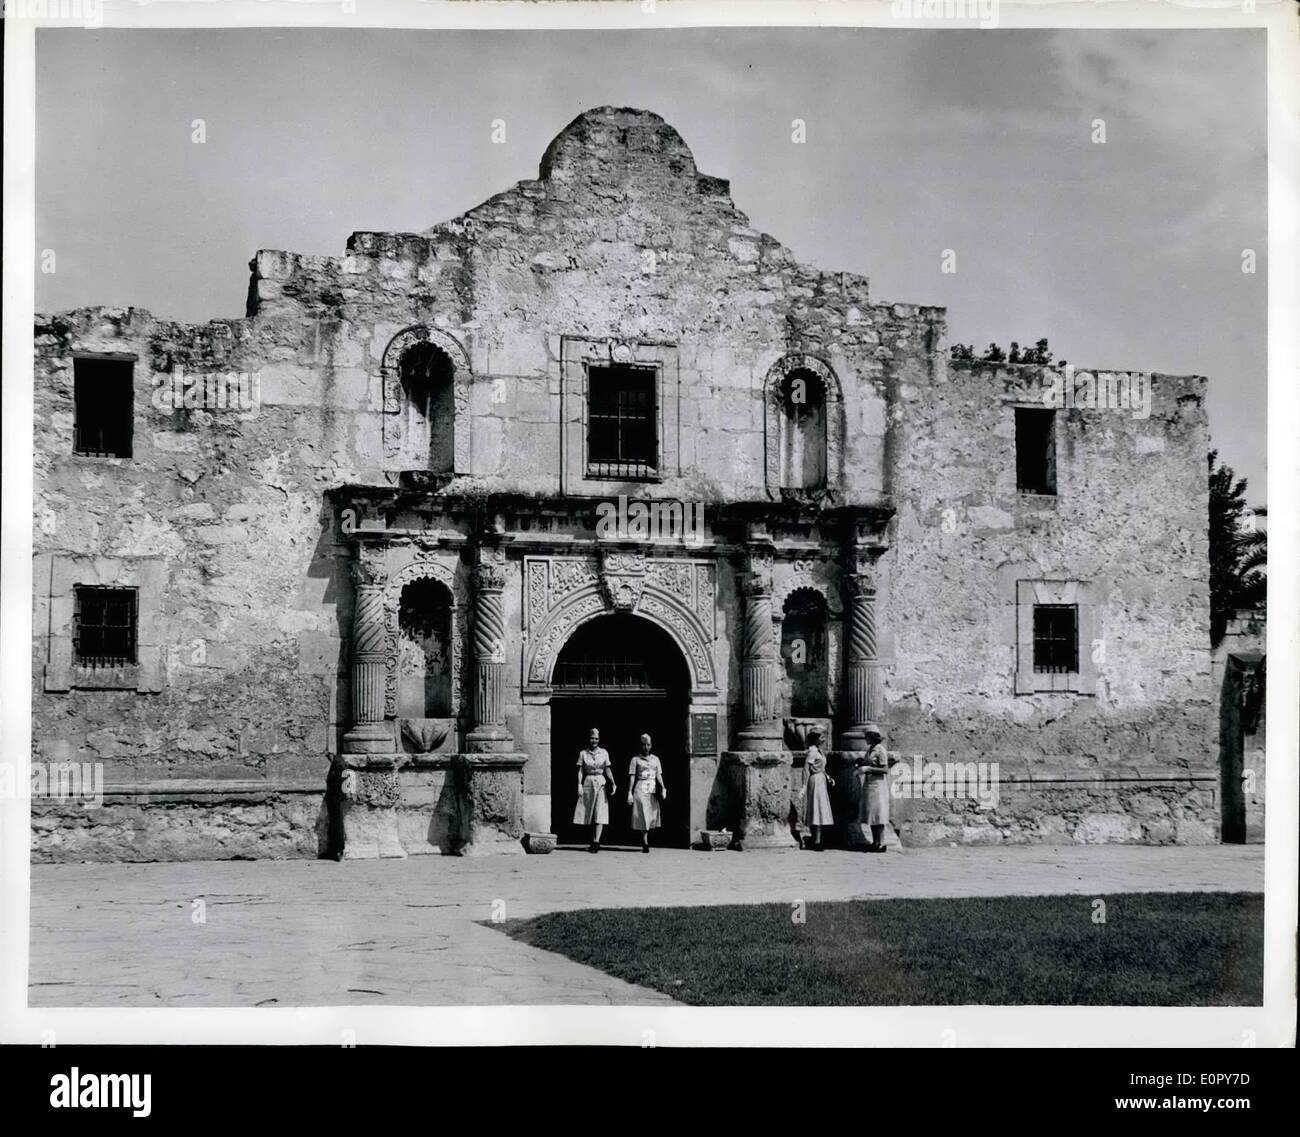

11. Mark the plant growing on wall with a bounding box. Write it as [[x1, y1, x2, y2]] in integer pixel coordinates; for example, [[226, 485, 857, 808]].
[[949, 338, 1053, 364], [1208, 449, 1267, 645]]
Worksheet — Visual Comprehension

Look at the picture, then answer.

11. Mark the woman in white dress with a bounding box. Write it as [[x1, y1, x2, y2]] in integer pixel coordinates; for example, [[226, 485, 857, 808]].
[[854, 723, 889, 852], [573, 727, 613, 852], [802, 728, 835, 851], [626, 733, 667, 853]]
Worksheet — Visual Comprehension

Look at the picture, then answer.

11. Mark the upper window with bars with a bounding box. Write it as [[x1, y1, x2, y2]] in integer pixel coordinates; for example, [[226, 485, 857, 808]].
[[586, 364, 657, 479], [73, 585, 139, 669], [73, 357, 134, 459]]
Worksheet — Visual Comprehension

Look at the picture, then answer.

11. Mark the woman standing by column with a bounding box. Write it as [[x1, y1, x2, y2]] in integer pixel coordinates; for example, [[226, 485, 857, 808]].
[[855, 723, 890, 852], [574, 726, 613, 852], [626, 733, 666, 853], [802, 728, 835, 851]]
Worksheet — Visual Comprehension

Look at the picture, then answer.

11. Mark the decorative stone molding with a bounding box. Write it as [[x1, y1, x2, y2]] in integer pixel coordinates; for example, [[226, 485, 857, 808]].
[[379, 325, 473, 473], [763, 352, 844, 500], [772, 557, 843, 619], [598, 549, 646, 610], [523, 554, 717, 693]]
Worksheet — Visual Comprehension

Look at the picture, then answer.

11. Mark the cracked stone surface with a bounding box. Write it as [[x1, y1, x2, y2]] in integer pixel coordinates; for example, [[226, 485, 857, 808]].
[[28, 844, 1263, 1007]]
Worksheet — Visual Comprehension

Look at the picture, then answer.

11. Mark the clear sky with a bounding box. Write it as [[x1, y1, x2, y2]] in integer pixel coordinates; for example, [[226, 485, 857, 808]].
[[34, 26, 1267, 500]]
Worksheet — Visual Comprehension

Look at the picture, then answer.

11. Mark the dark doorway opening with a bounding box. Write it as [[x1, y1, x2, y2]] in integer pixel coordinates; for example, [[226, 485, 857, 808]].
[[550, 614, 690, 848]]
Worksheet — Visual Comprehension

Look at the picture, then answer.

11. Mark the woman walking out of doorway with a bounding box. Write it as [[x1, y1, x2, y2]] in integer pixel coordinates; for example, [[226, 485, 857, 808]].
[[626, 733, 667, 853], [574, 727, 614, 852]]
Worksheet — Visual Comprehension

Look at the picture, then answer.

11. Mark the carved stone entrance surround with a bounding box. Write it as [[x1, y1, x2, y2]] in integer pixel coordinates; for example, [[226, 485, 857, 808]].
[[523, 550, 718, 697], [332, 488, 892, 856]]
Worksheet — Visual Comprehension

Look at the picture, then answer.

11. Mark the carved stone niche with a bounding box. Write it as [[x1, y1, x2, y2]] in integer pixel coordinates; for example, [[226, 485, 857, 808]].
[[763, 352, 844, 501], [380, 325, 473, 474], [382, 555, 467, 730]]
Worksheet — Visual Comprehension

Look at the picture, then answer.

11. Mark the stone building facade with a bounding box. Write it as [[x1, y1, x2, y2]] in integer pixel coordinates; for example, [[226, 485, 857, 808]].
[[30, 107, 1218, 860]]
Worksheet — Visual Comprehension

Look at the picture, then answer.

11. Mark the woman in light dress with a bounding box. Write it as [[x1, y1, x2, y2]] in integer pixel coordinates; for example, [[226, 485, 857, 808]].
[[626, 733, 667, 853], [855, 722, 890, 853], [574, 726, 614, 852], [802, 728, 835, 851]]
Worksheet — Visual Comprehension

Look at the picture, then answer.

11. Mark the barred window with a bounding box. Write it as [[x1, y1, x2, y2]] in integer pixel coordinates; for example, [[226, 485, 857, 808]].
[[74, 586, 138, 668], [1032, 604, 1078, 673], [587, 364, 657, 479], [73, 357, 134, 458]]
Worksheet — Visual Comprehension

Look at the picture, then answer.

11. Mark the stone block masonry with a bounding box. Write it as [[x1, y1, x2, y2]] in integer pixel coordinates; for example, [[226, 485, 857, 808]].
[[31, 108, 1216, 860]]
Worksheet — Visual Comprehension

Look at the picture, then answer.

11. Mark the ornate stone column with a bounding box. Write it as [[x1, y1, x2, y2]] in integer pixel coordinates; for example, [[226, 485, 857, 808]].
[[456, 544, 525, 854], [466, 546, 514, 753], [337, 539, 405, 859], [840, 549, 883, 752], [736, 549, 783, 751], [722, 543, 795, 848], [837, 541, 897, 849], [344, 542, 394, 754]]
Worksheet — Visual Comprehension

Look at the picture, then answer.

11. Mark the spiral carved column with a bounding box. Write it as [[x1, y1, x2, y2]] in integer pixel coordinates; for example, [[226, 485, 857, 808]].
[[344, 544, 394, 754], [841, 553, 882, 751], [466, 552, 513, 753], [736, 556, 783, 751]]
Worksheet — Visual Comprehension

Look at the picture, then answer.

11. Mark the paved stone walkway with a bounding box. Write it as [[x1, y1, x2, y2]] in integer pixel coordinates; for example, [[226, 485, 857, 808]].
[[28, 845, 1263, 1006]]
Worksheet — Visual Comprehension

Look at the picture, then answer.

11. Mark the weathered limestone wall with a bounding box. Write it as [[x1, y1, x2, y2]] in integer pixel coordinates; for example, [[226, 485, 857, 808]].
[[879, 354, 1215, 844], [32, 307, 368, 860]]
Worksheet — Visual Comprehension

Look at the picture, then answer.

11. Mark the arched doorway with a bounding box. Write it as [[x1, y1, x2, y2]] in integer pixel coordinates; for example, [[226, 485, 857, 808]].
[[550, 613, 691, 848]]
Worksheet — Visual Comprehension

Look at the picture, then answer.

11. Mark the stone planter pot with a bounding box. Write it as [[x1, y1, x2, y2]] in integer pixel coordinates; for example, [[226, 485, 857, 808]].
[[698, 829, 732, 851], [523, 832, 557, 854], [399, 717, 453, 754], [784, 716, 832, 752]]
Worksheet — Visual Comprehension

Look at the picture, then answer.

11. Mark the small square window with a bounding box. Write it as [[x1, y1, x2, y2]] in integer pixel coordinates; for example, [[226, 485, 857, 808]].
[[1032, 604, 1078, 673], [1015, 407, 1055, 494], [73, 357, 134, 458], [74, 586, 138, 667], [587, 364, 657, 479]]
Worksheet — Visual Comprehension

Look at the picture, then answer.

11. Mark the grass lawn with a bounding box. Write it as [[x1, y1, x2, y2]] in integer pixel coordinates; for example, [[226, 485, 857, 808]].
[[502, 892, 1263, 1005]]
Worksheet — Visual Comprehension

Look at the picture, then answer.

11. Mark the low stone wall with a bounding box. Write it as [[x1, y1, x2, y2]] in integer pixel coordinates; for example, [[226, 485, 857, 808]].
[[31, 781, 328, 863], [880, 762, 1218, 847], [29, 761, 1219, 860], [785, 757, 1219, 847]]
